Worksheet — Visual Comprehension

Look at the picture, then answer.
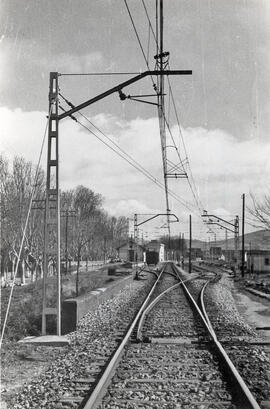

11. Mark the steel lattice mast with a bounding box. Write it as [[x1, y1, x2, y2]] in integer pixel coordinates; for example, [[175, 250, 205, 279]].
[[42, 4, 192, 335], [43, 72, 61, 335], [156, 0, 171, 250]]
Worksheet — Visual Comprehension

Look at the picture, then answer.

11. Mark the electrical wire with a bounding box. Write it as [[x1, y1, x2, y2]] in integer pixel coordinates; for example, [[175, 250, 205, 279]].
[[123, 0, 157, 91], [76, 117, 195, 212], [58, 95, 196, 212], [141, 0, 159, 51], [167, 76, 204, 211], [58, 92, 162, 190], [125, 0, 206, 227], [163, 111, 203, 215], [0, 106, 52, 348], [59, 72, 141, 76]]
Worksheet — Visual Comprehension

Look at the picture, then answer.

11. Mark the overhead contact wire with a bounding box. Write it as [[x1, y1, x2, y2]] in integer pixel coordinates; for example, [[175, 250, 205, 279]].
[[58, 96, 195, 212], [123, 0, 157, 91]]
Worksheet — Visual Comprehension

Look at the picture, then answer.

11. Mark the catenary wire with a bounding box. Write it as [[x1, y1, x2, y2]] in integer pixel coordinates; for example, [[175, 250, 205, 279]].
[[58, 98, 196, 212], [141, 0, 159, 51], [167, 75, 204, 211], [123, 0, 157, 91], [59, 72, 142, 76], [163, 111, 204, 215], [124, 0, 206, 225], [127, 0, 204, 219]]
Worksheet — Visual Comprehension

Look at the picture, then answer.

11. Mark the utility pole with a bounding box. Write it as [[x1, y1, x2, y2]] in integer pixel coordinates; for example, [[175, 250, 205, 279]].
[[234, 215, 239, 268], [202, 211, 239, 268], [103, 236, 107, 263], [43, 72, 61, 336], [241, 193, 245, 277], [43, 4, 191, 335], [181, 233, 184, 258], [189, 215, 192, 273], [225, 229, 228, 261], [178, 233, 181, 262], [157, 0, 171, 242], [63, 210, 76, 275], [134, 214, 138, 278]]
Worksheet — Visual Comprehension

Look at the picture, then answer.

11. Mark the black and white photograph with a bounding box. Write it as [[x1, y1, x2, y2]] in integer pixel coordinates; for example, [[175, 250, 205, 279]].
[[1, 1, 270, 408]]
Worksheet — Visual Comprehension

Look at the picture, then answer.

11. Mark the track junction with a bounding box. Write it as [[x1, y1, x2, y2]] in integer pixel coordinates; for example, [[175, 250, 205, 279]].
[[12, 262, 269, 409]]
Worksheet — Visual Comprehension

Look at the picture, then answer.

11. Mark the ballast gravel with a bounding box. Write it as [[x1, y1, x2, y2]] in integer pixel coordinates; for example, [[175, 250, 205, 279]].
[[10, 276, 154, 409], [8, 267, 270, 408], [185, 270, 270, 406]]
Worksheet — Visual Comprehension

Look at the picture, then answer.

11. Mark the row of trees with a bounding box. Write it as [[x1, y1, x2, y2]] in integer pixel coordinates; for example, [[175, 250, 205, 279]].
[[0, 155, 129, 283]]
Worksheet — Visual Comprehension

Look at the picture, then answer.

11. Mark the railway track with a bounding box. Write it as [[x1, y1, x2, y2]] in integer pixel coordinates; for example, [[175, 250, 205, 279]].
[[62, 262, 261, 409]]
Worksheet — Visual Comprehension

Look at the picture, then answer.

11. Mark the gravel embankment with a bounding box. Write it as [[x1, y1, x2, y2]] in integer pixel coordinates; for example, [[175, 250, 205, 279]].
[[201, 274, 270, 405], [7, 268, 270, 408], [98, 269, 235, 408], [204, 275, 257, 338], [8, 276, 154, 409], [143, 273, 205, 339]]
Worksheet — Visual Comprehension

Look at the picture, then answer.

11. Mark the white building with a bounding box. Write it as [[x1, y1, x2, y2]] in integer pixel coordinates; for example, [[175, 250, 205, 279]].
[[247, 250, 270, 274]]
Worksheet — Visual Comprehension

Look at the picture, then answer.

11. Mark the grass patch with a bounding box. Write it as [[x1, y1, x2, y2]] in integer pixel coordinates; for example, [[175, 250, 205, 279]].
[[1, 267, 120, 341]]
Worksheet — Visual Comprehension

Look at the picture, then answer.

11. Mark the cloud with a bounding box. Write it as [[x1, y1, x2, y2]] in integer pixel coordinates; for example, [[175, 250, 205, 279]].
[[1, 107, 269, 237], [45, 51, 104, 73], [107, 199, 161, 217], [0, 37, 104, 103]]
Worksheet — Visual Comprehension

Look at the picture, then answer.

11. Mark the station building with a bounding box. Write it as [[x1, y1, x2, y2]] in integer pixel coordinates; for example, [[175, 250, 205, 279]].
[[145, 240, 165, 264], [188, 248, 203, 260], [210, 247, 222, 259], [247, 250, 270, 274], [117, 239, 145, 262]]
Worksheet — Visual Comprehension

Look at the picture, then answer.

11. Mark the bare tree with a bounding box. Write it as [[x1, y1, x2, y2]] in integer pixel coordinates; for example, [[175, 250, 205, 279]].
[[1, 154, 130, 291], [0, 155, 45, 282], [248, 192, 270, 230], [71, 186, 103, 295]]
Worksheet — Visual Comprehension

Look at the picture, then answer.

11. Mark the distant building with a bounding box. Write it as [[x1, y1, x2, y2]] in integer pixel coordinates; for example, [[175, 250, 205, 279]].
[[221, 249, 238, 263], [187, 248, 203, 260], [210, 247, 222, 259], [247, 250, 270, 274], [117, 239, 145, 262], [193, 248, 203, 259], [145, 240, 165, 264]]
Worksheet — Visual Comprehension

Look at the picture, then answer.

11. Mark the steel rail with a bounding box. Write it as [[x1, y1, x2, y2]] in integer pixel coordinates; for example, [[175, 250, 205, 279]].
[[200, 282, 216, 337], [170, 264, 214, 332], [82, 263, 167, 409], [136, 271, 199, 341], [137, 281, 181, 341], [199, 279, 261, 409]]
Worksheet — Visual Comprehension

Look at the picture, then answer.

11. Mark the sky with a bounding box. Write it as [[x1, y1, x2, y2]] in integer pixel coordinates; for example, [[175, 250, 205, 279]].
[[1, 0, 270, 240]]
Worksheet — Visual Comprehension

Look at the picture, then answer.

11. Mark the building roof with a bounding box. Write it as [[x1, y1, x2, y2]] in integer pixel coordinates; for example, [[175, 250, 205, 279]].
[[116, 240, 145, 250], [247, 250, 270, 255], [146, 241, 165, 251]]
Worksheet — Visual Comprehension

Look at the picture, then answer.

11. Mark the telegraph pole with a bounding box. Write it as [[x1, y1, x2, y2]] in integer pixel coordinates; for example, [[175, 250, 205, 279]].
[[225, 229, 228, 261], [189, 215, 192, 273], [63, 210, 76, 275], [134, 214, 138, 278], [241, 193, 245, 277], [234, 215, 239, 268]]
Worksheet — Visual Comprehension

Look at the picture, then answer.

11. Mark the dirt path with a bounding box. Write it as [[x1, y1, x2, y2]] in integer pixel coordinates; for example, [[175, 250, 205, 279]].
[[232, 279, 270, 343]]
